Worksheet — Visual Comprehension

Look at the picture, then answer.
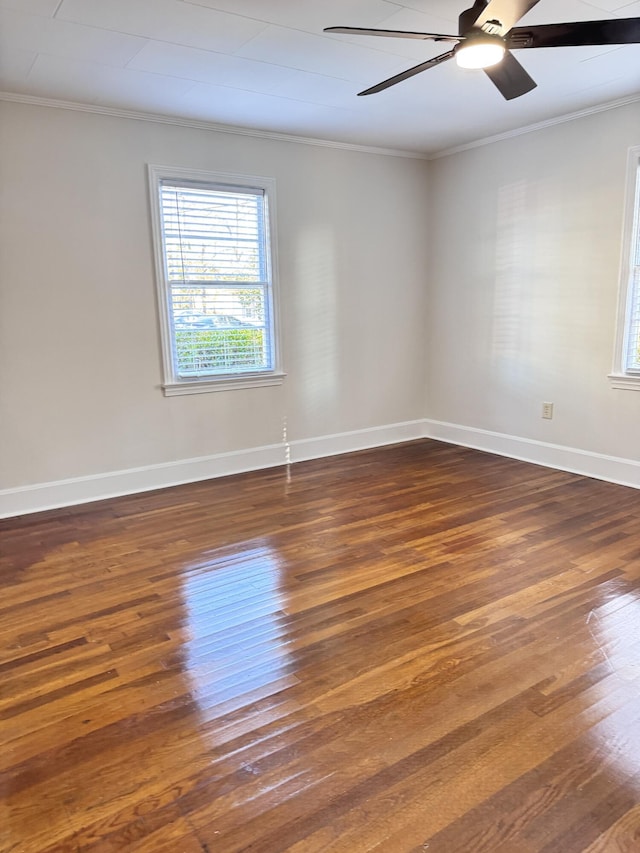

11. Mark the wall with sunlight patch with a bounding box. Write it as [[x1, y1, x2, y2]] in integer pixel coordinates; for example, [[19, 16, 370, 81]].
[[426, 100, 640, 463]]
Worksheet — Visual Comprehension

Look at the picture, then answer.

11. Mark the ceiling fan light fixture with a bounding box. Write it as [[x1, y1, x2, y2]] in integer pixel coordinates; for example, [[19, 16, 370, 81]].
[[455, 33, 506, 69]]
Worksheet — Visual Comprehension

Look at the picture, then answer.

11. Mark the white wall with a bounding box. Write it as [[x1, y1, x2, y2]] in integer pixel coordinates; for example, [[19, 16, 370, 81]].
[[0, 101, 430, 507], [2, 98, 639, 515], [426, 102, 640, 471]]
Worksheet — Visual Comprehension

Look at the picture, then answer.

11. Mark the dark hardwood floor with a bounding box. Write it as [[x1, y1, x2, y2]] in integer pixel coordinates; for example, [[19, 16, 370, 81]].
[[2, 439, 640, 852]]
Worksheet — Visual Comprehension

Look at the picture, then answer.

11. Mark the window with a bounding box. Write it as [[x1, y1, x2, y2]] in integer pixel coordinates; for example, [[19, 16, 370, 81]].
[[149, 166, 283, 395], [611, 146, 640, 390]]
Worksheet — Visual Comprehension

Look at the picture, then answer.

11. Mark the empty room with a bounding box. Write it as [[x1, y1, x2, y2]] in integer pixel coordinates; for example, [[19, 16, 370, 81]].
[[2, 1, 640, 851]]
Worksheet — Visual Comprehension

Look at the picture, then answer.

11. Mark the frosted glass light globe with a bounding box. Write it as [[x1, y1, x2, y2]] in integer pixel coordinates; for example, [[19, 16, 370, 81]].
[[456, 36, 506, 69]]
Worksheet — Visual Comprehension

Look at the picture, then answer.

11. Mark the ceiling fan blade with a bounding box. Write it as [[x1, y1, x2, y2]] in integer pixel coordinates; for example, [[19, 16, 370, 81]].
[[324, 26, 458, 42], [358, 50, 456, 96], [471, 0, 541, 34], [508, 18, 640, 49], [483, 50, 537, 99]]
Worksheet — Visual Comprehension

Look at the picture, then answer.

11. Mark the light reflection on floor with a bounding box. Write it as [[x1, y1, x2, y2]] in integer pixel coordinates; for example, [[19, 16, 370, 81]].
[[587, 590, 640, 684], [579, 589, 640, 788], [178, 540, 296, 721]]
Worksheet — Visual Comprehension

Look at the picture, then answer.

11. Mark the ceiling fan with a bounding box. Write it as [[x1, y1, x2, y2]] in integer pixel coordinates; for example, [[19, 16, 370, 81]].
[[324, 0, 640, 100]]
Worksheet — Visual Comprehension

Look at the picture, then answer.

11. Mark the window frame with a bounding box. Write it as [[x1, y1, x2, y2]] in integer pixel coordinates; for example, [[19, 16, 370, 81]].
[[610, 145, 640, 391], [148, 164, 284, 396]]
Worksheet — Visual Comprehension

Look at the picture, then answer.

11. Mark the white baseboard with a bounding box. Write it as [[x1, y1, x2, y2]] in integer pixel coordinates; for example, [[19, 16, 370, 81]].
[[0, 419, 425, 518], [290, 419, 425, 463], [0, 443, 286, 519], [423, 419, 640, 490], [5, 418, 637, 519]]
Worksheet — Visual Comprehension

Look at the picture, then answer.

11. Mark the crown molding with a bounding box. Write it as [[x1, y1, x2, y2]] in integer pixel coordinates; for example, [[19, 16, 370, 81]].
[[1, 88, 637, 165], [0, 91, 429, 160], [429, 93, 640, 159]]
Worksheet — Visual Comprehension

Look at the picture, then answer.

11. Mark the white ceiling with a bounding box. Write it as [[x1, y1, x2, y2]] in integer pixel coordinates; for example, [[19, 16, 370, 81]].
[[1, 0, 639, 154]]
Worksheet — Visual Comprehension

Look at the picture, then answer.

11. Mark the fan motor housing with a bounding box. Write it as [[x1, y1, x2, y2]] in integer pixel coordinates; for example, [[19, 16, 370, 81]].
[[459, 4, 483, 35], [459, 3, 502, 36]]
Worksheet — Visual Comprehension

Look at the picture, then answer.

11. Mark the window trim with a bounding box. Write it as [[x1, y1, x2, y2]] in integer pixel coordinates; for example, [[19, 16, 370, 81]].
[[610, 145, 640, 391], [148, 164, 284, 395]]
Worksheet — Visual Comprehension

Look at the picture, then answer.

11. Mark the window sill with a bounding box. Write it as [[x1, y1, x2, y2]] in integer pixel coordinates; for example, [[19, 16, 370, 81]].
[[608, 373, 640, 391], [163, 371, 286, 396]]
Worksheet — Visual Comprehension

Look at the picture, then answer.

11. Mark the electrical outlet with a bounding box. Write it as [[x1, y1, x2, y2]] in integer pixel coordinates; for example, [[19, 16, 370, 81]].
[[542, 402, 554, 420]]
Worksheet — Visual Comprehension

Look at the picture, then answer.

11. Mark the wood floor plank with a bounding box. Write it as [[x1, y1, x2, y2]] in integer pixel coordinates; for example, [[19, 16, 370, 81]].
[[2, 439, 640, 851]]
